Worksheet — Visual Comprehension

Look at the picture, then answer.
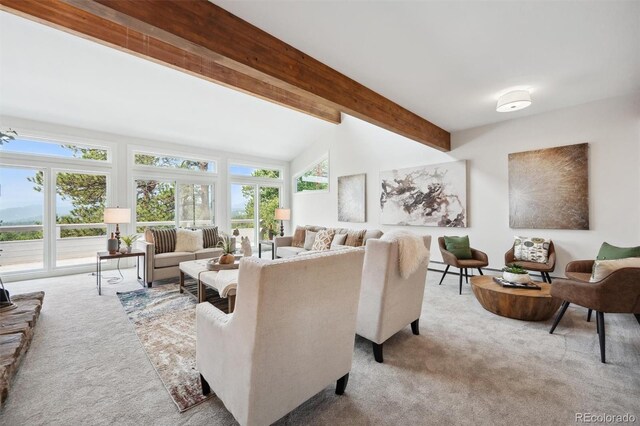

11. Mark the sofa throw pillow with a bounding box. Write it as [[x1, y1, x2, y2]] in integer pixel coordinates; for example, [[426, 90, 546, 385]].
[[150, 228, 176, 254], [590, 257, 640, 282], [345, 230, 366, 247], [303, 230, 318, 250], [513, 236, 550, 264], [596, 242, 640, 260], [292, 226, 307, 248], [202, 226, 219, 248], [312, 229, 335, 251], [331, 233, 348, 247], [443, 235, 472, 260], [175, 228, 204, 252]]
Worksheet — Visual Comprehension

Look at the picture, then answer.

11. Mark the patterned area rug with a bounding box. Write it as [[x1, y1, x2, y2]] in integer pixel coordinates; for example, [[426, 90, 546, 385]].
[[117, 284, 210, 412]]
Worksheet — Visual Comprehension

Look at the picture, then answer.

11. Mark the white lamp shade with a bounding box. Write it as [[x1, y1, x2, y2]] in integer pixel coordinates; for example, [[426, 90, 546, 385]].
[[274, 208, 291, 221], [104, 207, 131, 224], [496, 90, 532, 112]]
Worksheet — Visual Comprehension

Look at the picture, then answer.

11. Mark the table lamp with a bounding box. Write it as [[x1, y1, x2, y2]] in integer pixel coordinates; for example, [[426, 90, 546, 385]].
[[104, 207, 131, 249], [274, 208, 291, 237]]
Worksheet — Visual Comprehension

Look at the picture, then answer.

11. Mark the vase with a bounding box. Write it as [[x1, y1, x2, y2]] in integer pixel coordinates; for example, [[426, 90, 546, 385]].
[[219, 254, 235, 264], [503, 271, 530, 283]]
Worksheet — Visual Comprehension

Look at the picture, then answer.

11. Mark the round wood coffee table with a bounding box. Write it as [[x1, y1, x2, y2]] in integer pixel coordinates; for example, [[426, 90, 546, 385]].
[[470, 275, 562, 321]]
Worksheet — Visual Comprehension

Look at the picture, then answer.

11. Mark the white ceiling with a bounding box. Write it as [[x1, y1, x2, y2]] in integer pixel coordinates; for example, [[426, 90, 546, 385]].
[[1, 1, 639, 159]]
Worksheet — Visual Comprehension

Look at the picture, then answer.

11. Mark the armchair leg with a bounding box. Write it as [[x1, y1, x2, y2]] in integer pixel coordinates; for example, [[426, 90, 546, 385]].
[[372, 342, 384, 363], [635, 313, 640, 326], [477, 268, 484, 276], [459, 268, 463, 295], [200, 374, 210, 395], [587, 309, 593, 322], [438, 265, 450, 285], [464, 268, 469, 284], [540, 273, 547, 283], [335, 373, 349, 395], [597, 312, 606, 363], [411, 319, 420, 335], [545, 272, 553, 283], [550, 301, 570, 334]]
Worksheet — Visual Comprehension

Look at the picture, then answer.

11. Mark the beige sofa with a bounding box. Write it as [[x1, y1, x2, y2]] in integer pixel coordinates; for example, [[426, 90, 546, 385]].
[[274, 225, 383, 258], [140, 228, 233, 286], [196, 248, 365, 426]]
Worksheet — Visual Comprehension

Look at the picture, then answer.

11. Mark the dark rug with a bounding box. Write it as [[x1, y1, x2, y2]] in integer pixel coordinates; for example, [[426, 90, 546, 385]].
[[117, 284, 213, 412]]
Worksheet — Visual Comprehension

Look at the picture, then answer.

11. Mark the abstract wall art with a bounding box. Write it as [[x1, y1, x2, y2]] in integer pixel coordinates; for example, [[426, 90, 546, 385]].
[[379, 160, 467, 227], [337, 173, 366, 222], [509, 143, 589, 230]]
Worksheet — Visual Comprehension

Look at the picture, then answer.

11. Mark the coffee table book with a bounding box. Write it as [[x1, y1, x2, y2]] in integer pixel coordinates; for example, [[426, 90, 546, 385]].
[[492, 276, 541, 290]]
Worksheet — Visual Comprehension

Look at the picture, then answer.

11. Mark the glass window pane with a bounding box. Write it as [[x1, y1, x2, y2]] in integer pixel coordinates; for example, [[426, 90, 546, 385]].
[[258, 186, 280, 241], [0, 167, 45, 273], [134, 153, 216, 173], [178, 183, 215, 228], [231, 183, 255, 246], [135, 180, 176, 233], [55, 172, 107, 267], [0, 138, 108, 161], [296, 157, 329, 192], [230, 164, 280, 179]]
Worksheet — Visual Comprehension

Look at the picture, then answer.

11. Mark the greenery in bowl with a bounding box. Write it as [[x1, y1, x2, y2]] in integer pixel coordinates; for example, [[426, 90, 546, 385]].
[[502, 264, 528, 274], [121, 234, 140, 247], [218, 235, 234, 255]]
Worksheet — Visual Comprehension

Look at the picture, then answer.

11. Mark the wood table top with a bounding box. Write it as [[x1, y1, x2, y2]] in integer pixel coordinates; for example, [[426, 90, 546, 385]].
[[470, 275, 553, 298]]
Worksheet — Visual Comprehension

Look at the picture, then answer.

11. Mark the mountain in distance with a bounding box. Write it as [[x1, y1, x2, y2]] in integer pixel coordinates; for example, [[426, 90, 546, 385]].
[[0, 203, 72, 224]]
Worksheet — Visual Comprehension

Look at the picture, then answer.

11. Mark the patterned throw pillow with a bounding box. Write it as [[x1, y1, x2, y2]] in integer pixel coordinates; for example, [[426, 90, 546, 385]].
[[345, 230, 366, 247], [151, 228, 176, 254], [514, 236, 549, 264], [312, 229, 335, 251], [291, 226, 306, 248], [202, 226, 219, 248]]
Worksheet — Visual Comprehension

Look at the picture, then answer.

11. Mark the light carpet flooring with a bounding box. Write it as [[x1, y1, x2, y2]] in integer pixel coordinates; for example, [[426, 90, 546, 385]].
[[2, 268, 639, 425]]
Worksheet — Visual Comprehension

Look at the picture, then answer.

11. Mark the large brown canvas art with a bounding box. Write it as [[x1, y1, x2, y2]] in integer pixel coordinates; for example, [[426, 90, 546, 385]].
[[509, 143, 589, 230]]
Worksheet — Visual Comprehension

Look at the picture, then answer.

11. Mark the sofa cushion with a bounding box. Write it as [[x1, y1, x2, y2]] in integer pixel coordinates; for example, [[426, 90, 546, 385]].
[[443, 235, 472, 259], [150, 228, 176, 254], [202, 226, 220, 248], [596, 242, 640, 260], [154, 251, 195, 268], [345, 230, 366, 247], [195, 247, 223, 260], [277, 246, 307, 258], [175, 228, 204, 252], [312, 229, 335, 251], [590, 257, 640, 282], [292, 226, 306, 248], [513, 236, 550, 264], [304, 230, 318, 250], [331, 233, 347, 247], [305, 225, 326, 232]]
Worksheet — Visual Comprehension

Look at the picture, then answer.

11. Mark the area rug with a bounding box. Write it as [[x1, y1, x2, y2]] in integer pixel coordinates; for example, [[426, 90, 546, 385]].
[[117, 284, 210, 412]]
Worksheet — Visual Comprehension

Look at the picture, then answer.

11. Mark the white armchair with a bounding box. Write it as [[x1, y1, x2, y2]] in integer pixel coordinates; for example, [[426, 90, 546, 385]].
[[356, 235, 431, 363], [196, 248, 365, 426]]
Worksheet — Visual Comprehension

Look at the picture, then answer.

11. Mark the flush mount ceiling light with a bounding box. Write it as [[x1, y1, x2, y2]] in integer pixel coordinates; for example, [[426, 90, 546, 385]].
[[496, 90, 532, 112]]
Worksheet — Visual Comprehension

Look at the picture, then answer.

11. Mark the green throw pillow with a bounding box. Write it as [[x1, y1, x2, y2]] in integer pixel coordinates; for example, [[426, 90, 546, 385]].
[[444, 235, 472, 259], [596, 242, 640, 260]]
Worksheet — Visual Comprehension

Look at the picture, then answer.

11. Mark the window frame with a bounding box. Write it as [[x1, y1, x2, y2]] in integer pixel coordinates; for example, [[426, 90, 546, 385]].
[[293, 153, 330, 194], [131, 148, 218, 177]]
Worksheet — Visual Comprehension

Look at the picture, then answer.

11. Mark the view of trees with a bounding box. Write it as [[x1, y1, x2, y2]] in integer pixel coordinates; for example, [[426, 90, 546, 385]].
[[236, 169, 281, 239], [296, 158, 329, 191]]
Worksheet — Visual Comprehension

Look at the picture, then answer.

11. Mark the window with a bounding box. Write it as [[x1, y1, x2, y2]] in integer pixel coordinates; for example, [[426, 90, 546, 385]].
[[295, 156, 329, 192], [230, 164, 281, 179], [134, 152, 216, 173], [135, 180, 176, 232], [178, 183, 215, 228], [230, 183, 280, 245], [0, 138, 108, 161]]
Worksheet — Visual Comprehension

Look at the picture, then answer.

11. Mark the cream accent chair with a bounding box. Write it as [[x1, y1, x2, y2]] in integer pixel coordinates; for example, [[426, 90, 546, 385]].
[[356, 235, 431, 363], [196, 248, 365, 426]]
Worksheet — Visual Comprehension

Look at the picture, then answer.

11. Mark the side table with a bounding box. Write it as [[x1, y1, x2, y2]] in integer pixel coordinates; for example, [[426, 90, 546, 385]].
[[96, 249, 146, 295], [258, 240, 275, 260]]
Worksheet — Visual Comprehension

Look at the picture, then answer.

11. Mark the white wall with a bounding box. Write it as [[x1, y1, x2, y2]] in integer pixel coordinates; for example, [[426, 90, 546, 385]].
[[290, 94, 640, 274]]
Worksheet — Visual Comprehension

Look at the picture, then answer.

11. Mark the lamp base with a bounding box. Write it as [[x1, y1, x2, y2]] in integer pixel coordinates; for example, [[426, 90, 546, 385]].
[[280, 221, 284, 237]]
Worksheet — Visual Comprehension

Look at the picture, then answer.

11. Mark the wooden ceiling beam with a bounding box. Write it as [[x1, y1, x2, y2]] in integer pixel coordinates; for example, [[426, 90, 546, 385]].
[[0, 0, 342, 124]]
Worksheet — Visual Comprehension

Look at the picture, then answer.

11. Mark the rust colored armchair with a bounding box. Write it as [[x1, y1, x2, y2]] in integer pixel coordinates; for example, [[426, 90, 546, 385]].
[[437, 237, 489, 295], [549, 262, 640, 363], [504, 241, 556, 283]]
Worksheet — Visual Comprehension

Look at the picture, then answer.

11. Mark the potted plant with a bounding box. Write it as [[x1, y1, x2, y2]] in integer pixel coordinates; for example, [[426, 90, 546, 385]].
[[120, 234, 139, 254], [218, 235, 236, 264], [502, 264, 530, 283]]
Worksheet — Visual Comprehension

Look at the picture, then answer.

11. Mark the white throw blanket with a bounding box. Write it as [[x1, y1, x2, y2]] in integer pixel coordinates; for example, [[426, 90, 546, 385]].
[[380, 231, 429, 278]]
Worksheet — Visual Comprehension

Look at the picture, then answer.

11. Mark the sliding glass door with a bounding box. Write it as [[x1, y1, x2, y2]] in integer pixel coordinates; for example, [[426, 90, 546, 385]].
[[230, 183, 281, 246]]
